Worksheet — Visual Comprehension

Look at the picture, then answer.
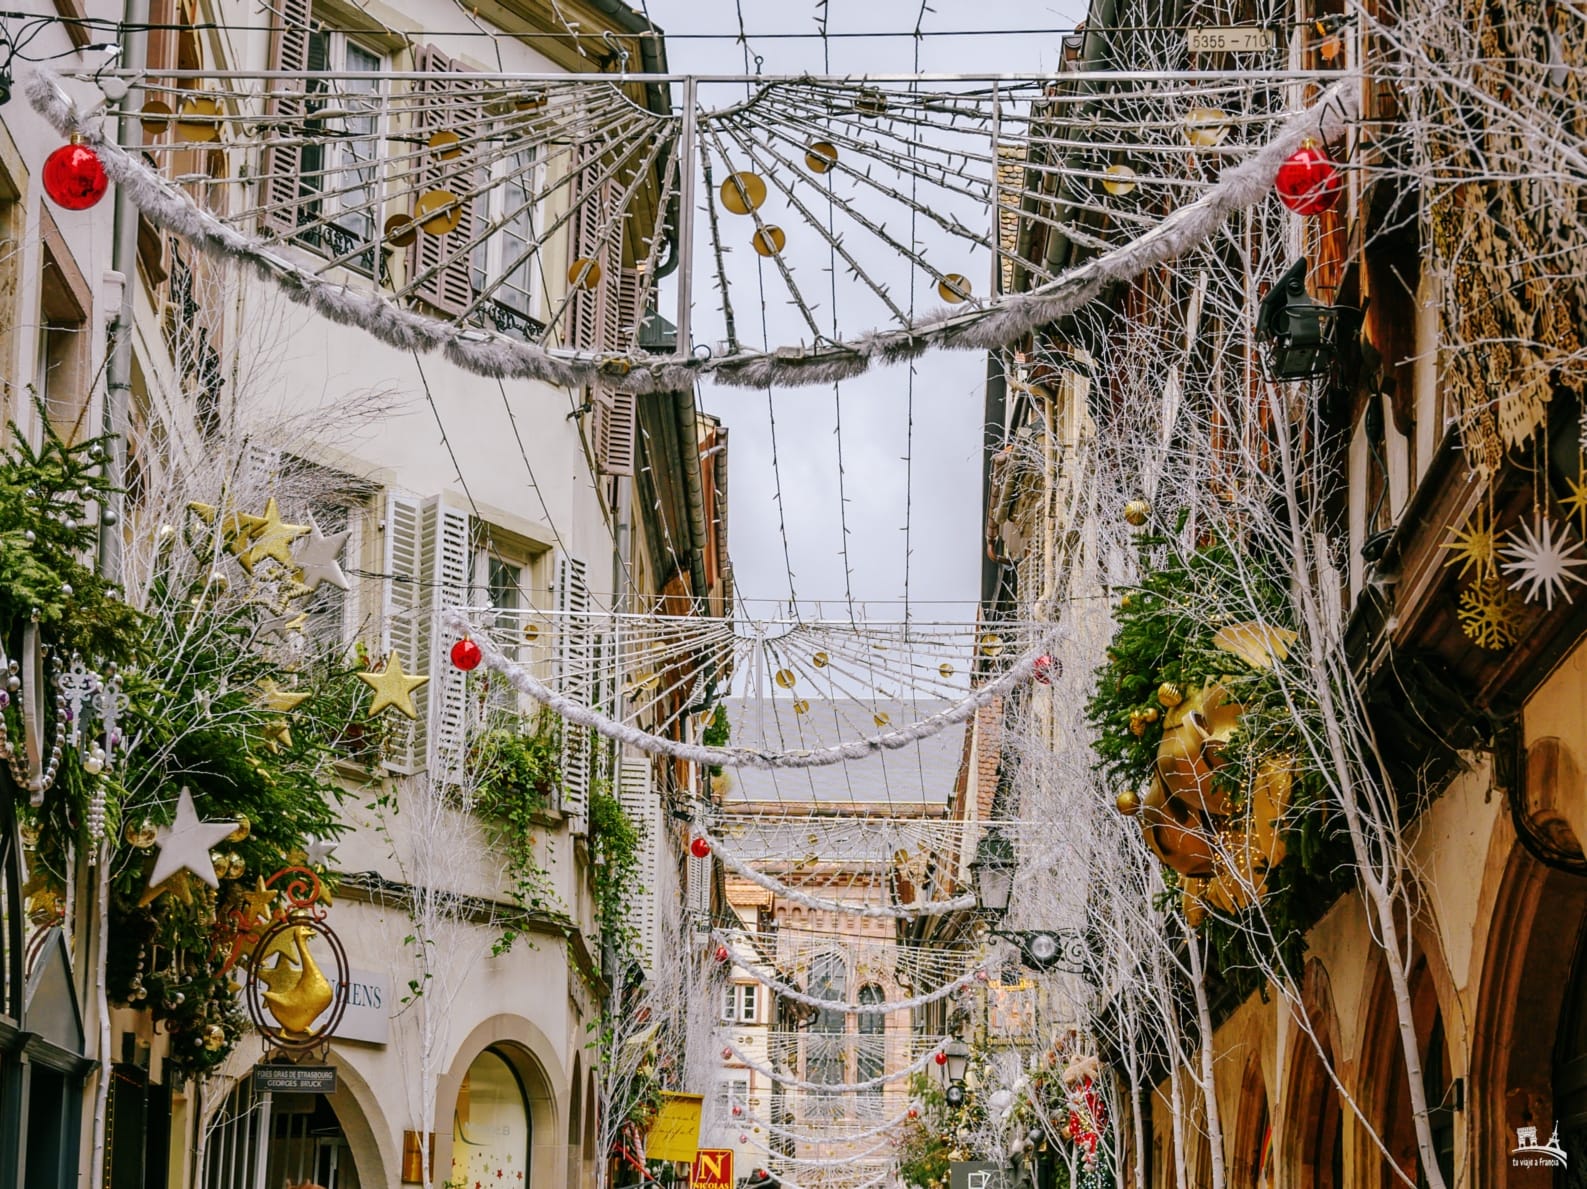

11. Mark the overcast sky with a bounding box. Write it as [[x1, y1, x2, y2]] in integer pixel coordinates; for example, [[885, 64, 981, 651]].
[[645, 1, 1089, 619]]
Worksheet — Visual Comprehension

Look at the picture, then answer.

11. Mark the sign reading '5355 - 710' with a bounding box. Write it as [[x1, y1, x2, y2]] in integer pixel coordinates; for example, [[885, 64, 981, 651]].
[[1187, 26, 1278, 53]]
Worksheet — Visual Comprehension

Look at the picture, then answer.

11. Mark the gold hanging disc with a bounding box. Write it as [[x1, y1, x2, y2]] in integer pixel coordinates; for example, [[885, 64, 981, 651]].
[[140, 99, 173, 134], [719, 171, 768, 215], [568, 256, 603, 290], [855, 88, 888, 117], [1184, 107, 1231, 147], [523, 623, 540, 641], [176, 95, 223, 143], [751, 226, 787, 256], [938, 273, 972, 303], [873, 712, 891, 728], [812, 652, 829, 668], [414, 190, 463, 235], [515, 90, 549, 111], [978, 632, 1005, 657], [793, 699, 810, 715], [774, 669, 797, 689], [482, 93, 514, 117], [939, 662, 955, 679], [1102, 164, 1137, 196], [804, 141, 839, 173], [428, 129, 463, 160], [383, 212, 417, 248]]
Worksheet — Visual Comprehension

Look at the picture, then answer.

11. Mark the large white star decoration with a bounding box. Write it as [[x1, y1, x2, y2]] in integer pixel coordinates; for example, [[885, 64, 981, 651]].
[[1500, 514, 1587, 611], [304, 835, 340, 867], [148, 787, 239, 891], [293, 515, 350, 593]]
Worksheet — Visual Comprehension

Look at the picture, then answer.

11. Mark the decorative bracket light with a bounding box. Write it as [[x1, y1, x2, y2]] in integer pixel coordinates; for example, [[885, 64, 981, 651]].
[[940, 1036, 971, 1107], [970, 826, 1092, 979], [969, 827, 1016, 916], [1257, 259, 1341, 382]]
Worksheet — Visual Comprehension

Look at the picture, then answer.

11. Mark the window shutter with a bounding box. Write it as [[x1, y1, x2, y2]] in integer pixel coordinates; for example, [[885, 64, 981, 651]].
[[260, 0, 312, 237], [424, 496, 472, 785], [688, 849, 712, 921], [382, 491, 425, 773], [555, 554, 591, 829], [618, 754, 661, 973], [566, 156, 619, 351], [593, 388, 636, 476], [406, 45, 479, 316]]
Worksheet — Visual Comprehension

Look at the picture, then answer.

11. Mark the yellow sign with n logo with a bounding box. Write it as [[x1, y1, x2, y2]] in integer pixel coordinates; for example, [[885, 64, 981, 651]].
[[692, 1148, 734, 1189]]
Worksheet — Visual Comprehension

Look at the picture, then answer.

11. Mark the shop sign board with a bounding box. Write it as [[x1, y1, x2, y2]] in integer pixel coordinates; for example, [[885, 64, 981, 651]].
[[691, 1148, 733, 1189], [254, 1064, 338, 1094]]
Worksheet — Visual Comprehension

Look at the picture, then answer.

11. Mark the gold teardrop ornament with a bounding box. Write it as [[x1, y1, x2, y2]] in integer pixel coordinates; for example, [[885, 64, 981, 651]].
[[938, 273, 972, 303], [804, 141, 839, 173], [751, 226, 787, 257], [1102, 164, 1137, 196], [428, 129, 463, 160], [568, 256, 603, 290], [719, 171, 767, 215], [176, 95, 223, 143], [414, 190, 463, 235], [383, 212, 417, 247], [774, 669, 797, 689]]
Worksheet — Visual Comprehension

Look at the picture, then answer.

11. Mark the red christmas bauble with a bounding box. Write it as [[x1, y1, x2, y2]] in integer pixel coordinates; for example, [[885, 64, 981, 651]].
[[934, 1050, 948, 1066], [722, 1046, 733, 1059], [739, 1134, 749, 1144], [732, 1104, 744, 1117], [1275, 143, 1340, 215], [714, 944, 730, 963], [691, 835, 712, 859], [1033, 654, 1057, 685], [908, 1107, 920, 1119], [44, 141, 109, 211], [450, 637, 483, 671]]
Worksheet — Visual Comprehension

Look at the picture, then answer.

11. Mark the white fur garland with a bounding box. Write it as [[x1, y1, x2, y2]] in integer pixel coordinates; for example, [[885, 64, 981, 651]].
[[730, 1103, 917, 1148], [442, 607, 1044, 772], [28, 69, 1356, 394], [715, 929, 994, 1012], [721, 1031, 949, 1094]]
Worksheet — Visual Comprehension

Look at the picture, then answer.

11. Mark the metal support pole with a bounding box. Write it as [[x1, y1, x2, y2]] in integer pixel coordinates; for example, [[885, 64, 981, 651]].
[[675, 76, 698, 356]]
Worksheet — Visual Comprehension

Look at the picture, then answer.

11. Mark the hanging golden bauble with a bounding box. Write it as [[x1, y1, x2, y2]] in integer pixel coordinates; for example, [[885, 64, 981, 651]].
[[140, 99, 173, 134], [383, 212, 417, 248], [812, 651, 829, 668], [1156, 681, 1183, 708], [175, 95, 223, 143], [203, 1023, 228, 1051], [124, 820, 158, 849], [774, 669, 797, 689], [751, 226, 787, 257], [567, 256, 603, 290], [427, 129, 463, 160], [873, 712, 891, 728], [1184, 107, 1231, 147], [719, 171, 768, 215], [1123, 499, 1150, 526], [978, 632, 1005, 657], [938, 274, 972, 304], [1102, 164, 1137, 196], [1142, 706, 1160, 724], [793, 699, 810, 715], [1115, 788, 1141, 816], [939, 662, 955, 679], [1128, 711, 1147, 736], [804, 141, 839, 173], [413, 190, 463, 236], [515, 90, 549, 111]]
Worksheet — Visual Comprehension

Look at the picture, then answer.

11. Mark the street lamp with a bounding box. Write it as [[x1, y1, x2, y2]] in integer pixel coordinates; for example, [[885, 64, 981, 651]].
[[1257, 259, 1339, 381], [940, 1037, 971, 1108], [970, 828, 1091, 980]]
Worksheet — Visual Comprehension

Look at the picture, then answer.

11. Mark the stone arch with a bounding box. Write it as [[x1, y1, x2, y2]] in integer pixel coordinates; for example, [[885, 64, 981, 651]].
[[324, 1051, 393, 1189], [1231, 1054, 1271, 1187], [1469, 840, 1587, 1186], [436, 1013, 568, 1187], [1283, 958, 1344, 1189], [567, 1050, 583, 1187]]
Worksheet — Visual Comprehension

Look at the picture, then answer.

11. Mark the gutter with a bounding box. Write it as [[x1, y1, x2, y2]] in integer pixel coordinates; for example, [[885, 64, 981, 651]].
[[672, 388, 709, 601]]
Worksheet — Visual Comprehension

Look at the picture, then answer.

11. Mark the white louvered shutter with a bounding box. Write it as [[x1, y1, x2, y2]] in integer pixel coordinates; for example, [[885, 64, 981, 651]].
[[565, 150, 611, 352], [382, 491, 425, 773], [407, 46, 479, 315], [260, 0, 312, 237], [594, 388, 637, 476], [618, 755, 661, 972], [688, 849, 712, 923], [555, 554, 591, 830], [423, 496, 472, 784]]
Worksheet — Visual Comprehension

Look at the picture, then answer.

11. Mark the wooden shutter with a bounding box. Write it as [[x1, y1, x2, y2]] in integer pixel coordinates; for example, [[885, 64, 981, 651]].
[[593, 388, 636, 476], [688, 848, 711, 921], [618, 754, 662, 972], [423, 496, 472, 784], [566, 153, 619, 351], [555, 554, 591, 829], [260, 0, 312, 237], [382, 491, 425, 773], [407, 46, 479, 315]]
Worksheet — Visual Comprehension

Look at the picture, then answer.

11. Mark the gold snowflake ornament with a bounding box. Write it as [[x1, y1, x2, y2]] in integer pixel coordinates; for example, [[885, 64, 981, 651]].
[[1458, 577, 1526, 650], [1500, 514, 1587, 611], [1563, 475, 1587, 538], [1442, 507, 1497, 580]]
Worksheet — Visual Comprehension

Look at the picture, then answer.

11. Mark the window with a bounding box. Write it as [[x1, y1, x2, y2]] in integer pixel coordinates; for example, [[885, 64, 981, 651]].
[[856, 984, 885, 1107], [806, 952, 846, 1109], [36, 227, 91, 443], [471, 147, 545, 338], [714, 1075, 749, 1126], [298, 27, 384, 273], [724, 983, 758, 1024], [451, 1048, 531, 1187]]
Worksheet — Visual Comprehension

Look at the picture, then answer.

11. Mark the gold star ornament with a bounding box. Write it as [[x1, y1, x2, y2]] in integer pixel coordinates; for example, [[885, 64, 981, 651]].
[[258, 679, 310, 713], [358, 651, 430, 719], [240, 498, 309, 574], [1442, 507, 1497, 580]]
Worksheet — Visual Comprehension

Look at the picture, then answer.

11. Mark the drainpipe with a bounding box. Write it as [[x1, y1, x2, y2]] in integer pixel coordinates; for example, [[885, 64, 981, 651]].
[[672, 388, 709, 602]]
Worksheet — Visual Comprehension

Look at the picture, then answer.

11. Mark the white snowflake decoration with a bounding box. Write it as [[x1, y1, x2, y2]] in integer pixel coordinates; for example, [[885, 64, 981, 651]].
[[1500, 514, 1587, 610]]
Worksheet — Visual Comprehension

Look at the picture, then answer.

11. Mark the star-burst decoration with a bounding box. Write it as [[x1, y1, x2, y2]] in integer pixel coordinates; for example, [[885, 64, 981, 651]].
[[358, 650, 430, 719], [1441, 507, 1497, 580], [1457, 577, 1527, 650], [1500, 514, 1587, 610], [1563, 475, 1587, 538]]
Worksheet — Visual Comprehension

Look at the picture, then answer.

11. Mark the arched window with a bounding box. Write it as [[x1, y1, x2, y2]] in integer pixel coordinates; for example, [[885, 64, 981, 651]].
[[806, 953, 846, 1118], [452, 1048, 532, 1187], [856, 984, 886, 1116]]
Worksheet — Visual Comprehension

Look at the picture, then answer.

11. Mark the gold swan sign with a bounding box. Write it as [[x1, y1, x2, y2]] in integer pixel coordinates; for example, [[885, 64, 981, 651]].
[[1125, 622, 1298, 924], [241, 865, 351, 1053]]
